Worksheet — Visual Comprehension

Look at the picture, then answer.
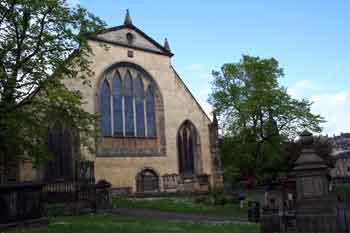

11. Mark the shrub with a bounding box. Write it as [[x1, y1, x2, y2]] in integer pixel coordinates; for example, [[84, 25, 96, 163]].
[[210, 189, 229, 206], [47, 203, 66, 217]]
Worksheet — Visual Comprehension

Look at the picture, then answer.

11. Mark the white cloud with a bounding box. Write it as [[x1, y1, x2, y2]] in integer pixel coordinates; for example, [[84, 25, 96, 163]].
[[287, 79, 321, 98], [288, 79, 350, 135], [67, 0, 80, 6], [310, 92, 350, 135], [334, 92, 348, 104], [199, 101, 213, 119], [199, 72, 210, 79], [193, 81, 212, 118], [295, 79, 313, 89], [186, 64, 203, 72], [183, 64, 212, 116]]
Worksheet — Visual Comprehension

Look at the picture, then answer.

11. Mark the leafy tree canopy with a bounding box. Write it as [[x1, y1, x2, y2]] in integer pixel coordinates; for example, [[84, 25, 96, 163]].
[[0, 0, 106, 166], [209, 55, 325, 181], [282, 136, 335, 170]]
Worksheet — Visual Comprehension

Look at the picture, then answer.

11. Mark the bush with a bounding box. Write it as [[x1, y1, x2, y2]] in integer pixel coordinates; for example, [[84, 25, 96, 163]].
[[334, 184, 350, 194], [210, 189, 229, 206], [194, 189, 243, 206], [194, 196, 208, 204], [214, 195, 227, 205], [47, 203, 66, 217]]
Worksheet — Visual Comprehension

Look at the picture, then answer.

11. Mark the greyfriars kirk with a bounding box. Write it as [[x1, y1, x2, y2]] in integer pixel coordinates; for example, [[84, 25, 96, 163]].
[[14, 11, 223, 194], [0, 1, 348, 232]]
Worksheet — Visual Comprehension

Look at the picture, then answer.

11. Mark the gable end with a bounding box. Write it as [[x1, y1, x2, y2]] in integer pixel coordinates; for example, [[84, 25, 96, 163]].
[[88, 24, 173, 57]]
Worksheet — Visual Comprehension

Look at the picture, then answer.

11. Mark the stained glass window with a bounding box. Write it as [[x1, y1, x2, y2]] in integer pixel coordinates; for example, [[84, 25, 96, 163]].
[[100, 80, 111, 136], [146, 86, 156, 137], [124, 71, 134, 136], [112, 74, 123, 136], [135, 76, 145, 137]]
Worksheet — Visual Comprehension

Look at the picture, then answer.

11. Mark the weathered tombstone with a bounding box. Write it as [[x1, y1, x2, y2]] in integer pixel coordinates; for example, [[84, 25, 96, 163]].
[[293, 131, 336, 232], [95, 180, 112, 211], [293, 130, 333, 214]]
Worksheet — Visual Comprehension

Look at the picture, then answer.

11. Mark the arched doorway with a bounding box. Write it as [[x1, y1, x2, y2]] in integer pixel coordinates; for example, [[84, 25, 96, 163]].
[[136, 169, 159, 193], [44, 121, 78, 181], [177, 120, 201, 176]]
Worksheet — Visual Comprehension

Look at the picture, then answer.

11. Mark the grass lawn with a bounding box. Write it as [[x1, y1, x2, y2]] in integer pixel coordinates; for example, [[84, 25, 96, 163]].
[[6, 214, 259, 233], [113, 197, 248, 218]]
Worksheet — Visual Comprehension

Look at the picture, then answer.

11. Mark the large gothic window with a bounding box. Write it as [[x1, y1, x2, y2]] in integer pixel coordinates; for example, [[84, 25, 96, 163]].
[[177, 120, 199, 175], [99, 64, 157, 138]]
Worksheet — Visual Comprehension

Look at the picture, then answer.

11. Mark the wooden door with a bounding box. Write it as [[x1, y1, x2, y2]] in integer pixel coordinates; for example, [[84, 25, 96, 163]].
[[137, 169, 159, 193]]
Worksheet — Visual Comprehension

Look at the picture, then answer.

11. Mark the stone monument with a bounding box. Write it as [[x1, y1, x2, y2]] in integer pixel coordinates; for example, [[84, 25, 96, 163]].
[[293, 130, 334, 215]]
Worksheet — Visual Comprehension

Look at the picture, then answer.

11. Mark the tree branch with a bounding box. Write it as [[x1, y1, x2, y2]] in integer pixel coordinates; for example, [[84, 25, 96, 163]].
[[0, 1, 17, 30], [19, 9, 50, 67]]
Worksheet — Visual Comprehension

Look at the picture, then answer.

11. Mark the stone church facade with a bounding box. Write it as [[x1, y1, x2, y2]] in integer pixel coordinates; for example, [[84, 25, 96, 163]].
[[2, 11, 223, 193], [74, 12, 223, 193]]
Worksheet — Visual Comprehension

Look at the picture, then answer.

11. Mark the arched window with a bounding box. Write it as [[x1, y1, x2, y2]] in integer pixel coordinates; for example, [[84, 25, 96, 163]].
[[135, 76, 145, 137], [124, 71, 134, 136], [112, 73, 123, 136], [99, 64, 159, 138], [177, 121, 198, 175], [146, 86, 156, 137], [100, 80, 111, 136]]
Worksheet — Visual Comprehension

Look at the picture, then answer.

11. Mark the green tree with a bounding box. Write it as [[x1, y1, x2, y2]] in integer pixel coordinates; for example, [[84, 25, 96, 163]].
[[209, 55, 325, 182], [0, 0, 106, 166], [282, 136, 335, 170]]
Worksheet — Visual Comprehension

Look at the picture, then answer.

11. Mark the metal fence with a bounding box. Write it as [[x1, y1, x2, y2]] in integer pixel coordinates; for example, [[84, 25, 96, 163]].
[[261, 194, 350, 233], [0, 183, 47, 228], [1, 161, 111, 228], [42, 161, 99, 214]]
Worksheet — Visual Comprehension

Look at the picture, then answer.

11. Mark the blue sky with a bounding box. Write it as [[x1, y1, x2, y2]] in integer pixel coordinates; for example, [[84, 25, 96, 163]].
[[71, 0, 350, 135]]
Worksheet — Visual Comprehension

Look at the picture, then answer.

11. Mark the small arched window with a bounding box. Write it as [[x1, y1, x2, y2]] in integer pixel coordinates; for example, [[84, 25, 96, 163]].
[[100, 80, 111, 136], [98, 64, 158, 138]]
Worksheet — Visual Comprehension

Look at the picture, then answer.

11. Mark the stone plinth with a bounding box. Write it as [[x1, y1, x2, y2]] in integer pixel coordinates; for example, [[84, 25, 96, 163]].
[[293, 131, 334, 215]]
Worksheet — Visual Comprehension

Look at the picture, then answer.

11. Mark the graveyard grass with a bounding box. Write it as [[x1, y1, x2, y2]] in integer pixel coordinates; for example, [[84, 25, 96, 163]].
[[113, 197, 248, 218], [6, 214, 260, 233]]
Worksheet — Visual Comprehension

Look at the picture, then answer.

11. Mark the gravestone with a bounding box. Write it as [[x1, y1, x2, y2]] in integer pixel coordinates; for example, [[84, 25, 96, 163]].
[[292, 131, 337, 233], [293, 130, 334, 215]]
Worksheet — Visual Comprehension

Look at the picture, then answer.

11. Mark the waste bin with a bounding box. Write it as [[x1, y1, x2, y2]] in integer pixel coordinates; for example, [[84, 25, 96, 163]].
[[248, 201, 260, 222]]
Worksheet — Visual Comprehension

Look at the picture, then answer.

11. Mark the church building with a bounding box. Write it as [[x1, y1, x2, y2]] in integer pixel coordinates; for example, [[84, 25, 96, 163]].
[[6, 11, 223, 193]]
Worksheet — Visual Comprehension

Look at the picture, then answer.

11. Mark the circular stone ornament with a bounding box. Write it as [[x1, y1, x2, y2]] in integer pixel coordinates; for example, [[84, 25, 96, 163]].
[[126, 32, 134, 44]]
